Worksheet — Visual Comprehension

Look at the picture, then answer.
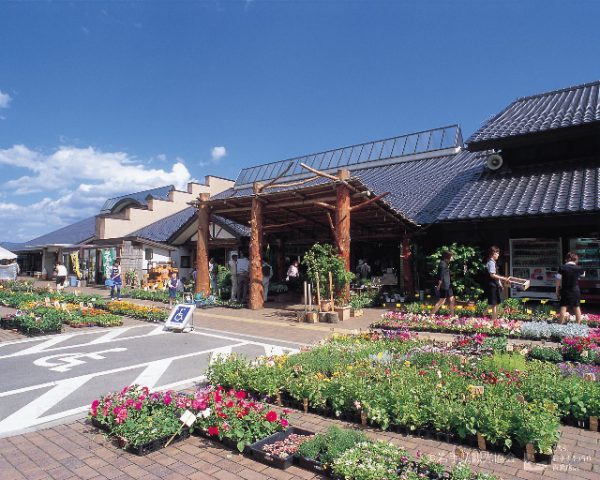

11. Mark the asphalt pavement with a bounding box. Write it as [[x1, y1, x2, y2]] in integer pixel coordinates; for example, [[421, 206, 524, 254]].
[[0, 324, 300, 438]]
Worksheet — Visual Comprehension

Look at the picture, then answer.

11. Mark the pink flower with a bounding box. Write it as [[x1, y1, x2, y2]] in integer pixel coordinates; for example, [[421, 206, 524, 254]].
[[135, 402, 142, 411], [280, 418, 289, 427], [208, 426, 219, 436], [164, 395, 172, 406], [235, 390, 247, 400], [265, 411, 277, 423]]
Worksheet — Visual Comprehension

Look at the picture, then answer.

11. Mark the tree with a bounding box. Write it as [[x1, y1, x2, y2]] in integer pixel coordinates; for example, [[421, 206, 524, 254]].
[[302, 243, 354, 301], [427, 243, 485, 300]]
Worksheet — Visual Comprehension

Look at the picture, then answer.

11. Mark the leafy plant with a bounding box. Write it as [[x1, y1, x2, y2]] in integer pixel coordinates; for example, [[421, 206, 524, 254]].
[[297, 425, 367, 465], [302, 243, 354, 301], [427, 243, 485, 300]]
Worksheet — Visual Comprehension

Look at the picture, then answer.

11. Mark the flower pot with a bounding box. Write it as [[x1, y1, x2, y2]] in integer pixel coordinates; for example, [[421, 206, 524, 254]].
[[318, 312, 329, 323], [248, 427, 315, 470], [326, 312, 339, 323], [320, 300, 333, 312], [305, 312, 318, 323], [334, 306, 350, 322]]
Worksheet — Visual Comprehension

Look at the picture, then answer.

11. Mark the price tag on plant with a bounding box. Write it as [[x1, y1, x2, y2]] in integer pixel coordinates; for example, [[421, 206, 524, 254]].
[[180, 410, 197, 427], [53, 300, 60, 308], [44, 297, 50, 306], [506, 344, 514, 352], [88, 302, 94, 308]]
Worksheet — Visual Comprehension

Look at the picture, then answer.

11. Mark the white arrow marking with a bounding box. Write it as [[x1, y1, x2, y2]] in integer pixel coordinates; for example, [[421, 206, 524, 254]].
[[209, 345, 233, 364], [10, 334, 75, 356], [87, 327, 132, 345], [0, 375, 92, 434], [33, 348, 127, 372], [131, 358, 173, 389]]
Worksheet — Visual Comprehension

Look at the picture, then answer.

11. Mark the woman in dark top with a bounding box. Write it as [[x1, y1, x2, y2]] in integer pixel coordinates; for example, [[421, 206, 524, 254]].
[[431, 251, 455, 316], [555, 251, 584, 324]]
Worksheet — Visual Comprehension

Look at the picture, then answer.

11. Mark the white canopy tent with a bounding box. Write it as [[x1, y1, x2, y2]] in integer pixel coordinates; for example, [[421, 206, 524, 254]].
[[0, 245, 17, 261]]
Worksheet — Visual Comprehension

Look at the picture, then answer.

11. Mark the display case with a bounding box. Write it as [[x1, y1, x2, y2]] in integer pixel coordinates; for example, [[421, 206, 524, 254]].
[[569, 237, 600, 302], [509, 238, 562, 299]]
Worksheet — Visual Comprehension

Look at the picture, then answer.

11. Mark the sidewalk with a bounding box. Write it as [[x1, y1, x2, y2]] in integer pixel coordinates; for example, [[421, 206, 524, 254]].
[[1, 406, 598, 480]]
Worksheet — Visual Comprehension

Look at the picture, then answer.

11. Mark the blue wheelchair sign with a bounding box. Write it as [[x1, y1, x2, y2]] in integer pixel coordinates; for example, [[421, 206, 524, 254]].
[[165, 304, 196, 331]]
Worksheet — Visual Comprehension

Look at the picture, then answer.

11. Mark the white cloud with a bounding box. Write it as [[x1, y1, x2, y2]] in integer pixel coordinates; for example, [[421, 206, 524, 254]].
[[0, 90, 11, 109], [211, 146, 227, 163], [0, 144, 193, 241]]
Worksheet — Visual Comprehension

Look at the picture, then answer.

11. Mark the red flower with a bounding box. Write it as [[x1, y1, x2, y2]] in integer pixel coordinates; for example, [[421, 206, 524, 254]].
[[208, 426, 219, 436], [225, 400, 234, 408], [265, 411, 278, 422], [418, 370, 427, 376], [280, 418, 289, 427], [235, 390, 247, 400]]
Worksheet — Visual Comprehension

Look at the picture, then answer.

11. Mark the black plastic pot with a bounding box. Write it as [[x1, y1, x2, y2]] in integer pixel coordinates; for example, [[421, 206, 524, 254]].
[[297, 456, 333, 477], [247, 427, 315, 470], [122, 427, 189, 456]]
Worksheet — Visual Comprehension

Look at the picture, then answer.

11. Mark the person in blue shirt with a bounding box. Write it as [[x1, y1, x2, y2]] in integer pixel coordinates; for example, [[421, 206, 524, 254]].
[[486, 246, 509, 321], [110, 261, 122, 300]]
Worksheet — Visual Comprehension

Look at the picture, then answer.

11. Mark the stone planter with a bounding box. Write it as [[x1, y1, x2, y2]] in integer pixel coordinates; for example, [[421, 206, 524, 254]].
[[326, 312, 339, 323], [335, 306, 350, 322], [318, 312, 329, 323]]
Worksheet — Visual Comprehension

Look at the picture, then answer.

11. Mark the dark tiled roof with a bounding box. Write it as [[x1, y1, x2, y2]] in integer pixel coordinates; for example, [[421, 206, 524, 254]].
[[130, 208, 250, 243], [23, 216, 96, 249], [467, 80, 600, 146], [213, 151, 486, 225], [0, 242, 26, 252], [355, 151, 485, 225], [438, 158, 600, 221], [100, 185, 174, 213]]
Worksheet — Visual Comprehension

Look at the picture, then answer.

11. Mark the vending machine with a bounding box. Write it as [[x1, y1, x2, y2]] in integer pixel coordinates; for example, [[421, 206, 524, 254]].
[[509, 238, 562, 299], [569, 238, 600, 303]]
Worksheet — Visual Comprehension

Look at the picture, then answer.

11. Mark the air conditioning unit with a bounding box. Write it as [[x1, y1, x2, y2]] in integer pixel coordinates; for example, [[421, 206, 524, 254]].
[[486, 154, 503, 171]]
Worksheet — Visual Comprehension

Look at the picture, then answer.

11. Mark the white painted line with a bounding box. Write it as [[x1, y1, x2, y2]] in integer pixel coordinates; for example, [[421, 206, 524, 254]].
[[0, 326, 167, 360], [87, 327, 133, 345], [0, 324, 152, 347], [0, 374, 210, 437], [10, 334, 75, 356], [0, 376, 92, 434], [146, 325, 166, 336], [264, 345, 286, 356], [209, 345, 233, 365], [131, 358, 173, 389], [0, 341, 248, 399], [190, 329, 299, 352], [193, 326, 309, 346]]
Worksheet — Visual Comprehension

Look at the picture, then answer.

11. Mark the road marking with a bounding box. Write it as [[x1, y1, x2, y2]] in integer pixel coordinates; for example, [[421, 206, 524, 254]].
[[0, 341, 248, 399], [131, 358, 173, 389], [190, 329, 298, 353], [9, 334, 76, 356], [34, 348, 128, 372], [208, 345, 233, 364], [0, 324, 151, 347], [147, 325, 166, 336], [264, 345, 286, 356], [0, 375, 92, 434], [194, 326, 309, 346], [0, 326, 166, 360], [87, 327, 133, 344]]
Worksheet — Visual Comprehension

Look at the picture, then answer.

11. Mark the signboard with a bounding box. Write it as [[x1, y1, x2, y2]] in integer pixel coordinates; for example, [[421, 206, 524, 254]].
[[164, 304, 196, 331], [102, 248, 116, 279], [510, 238, 562, 299]]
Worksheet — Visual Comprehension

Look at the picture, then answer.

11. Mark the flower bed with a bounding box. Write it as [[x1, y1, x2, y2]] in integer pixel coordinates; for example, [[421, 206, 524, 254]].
[[208, 332, 600, 458], [104, 301, 168, 322], [374, 311, 592, 341]]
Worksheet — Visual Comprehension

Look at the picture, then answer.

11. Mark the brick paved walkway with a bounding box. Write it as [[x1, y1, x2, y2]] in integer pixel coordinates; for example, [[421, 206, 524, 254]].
[[0, 407, 598, 480]]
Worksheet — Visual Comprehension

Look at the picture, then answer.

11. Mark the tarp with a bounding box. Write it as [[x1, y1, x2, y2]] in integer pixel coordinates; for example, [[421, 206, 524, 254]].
[[0, 245, 17, 261]]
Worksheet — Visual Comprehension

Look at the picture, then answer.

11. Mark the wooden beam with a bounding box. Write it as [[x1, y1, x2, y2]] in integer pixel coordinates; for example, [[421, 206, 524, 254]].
[[195, 192, 211, 295], [248, 195, 264, 309], [299, 162, 339, 181], [350, 192, 391, 213], [212, 196, 338, 215], [313, 201, 335, 211], [257, 162, 294, 192], [262, 175, 318, 190], [263, 219, 306, 231]]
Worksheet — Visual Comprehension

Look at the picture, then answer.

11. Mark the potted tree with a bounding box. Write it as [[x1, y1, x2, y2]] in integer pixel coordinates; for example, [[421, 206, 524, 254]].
[[302, 243, 354, 316]]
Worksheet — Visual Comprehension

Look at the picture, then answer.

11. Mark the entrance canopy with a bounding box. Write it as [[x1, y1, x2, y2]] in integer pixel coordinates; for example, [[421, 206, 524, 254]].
[[207, 175, 414, 242]]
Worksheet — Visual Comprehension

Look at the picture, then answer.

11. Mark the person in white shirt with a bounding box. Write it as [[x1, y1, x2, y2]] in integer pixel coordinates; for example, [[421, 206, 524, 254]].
[[228, 253, 239, 301], [236, 254, 250, 302], [54, 261, 68, 291], [286, 260, 300, 292], [486, 246, 509, 321]]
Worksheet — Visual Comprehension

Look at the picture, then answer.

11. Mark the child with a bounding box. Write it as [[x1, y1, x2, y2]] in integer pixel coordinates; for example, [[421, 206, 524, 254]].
[[168, 272, 179, 308]]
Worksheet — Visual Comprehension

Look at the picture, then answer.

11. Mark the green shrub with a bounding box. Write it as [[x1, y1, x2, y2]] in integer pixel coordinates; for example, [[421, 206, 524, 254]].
[[297, 426, 367, 465], [529, 346, 564, 363]]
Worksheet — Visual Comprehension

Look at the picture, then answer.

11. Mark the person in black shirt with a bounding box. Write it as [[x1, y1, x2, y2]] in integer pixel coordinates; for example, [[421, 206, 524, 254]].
[[431, 251, 455, 316], [555, 251, 585, 324]]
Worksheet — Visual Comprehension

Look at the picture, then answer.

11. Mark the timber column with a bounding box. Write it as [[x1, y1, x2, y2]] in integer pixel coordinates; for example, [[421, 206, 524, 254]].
[[195, 192, 211, 295], [249, 184, 264, 309], [336, 169, 351, 302]]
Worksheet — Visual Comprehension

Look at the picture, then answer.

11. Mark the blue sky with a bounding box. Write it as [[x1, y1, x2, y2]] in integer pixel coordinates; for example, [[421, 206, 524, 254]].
[[1, 0, 599, 241]]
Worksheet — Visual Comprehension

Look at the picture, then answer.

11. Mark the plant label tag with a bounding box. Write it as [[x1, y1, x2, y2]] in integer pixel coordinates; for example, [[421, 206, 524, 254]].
[[53, 300, 60, 308], [590, 416, 598, 432], [476, 433, 486, 451], [79, 302, 85, 308], [88, 302, 94, 308], [74, 290, 79, 296], [44, 297, 51, 306], [584, 373, 596, 381], [506, 344, 514, 352], [60, 303, 67, 311], [180, 410, 197, 427]]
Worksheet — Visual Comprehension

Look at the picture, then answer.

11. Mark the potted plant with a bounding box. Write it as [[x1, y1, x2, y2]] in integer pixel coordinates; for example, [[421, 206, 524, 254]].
[[334, 299, 351, 322]]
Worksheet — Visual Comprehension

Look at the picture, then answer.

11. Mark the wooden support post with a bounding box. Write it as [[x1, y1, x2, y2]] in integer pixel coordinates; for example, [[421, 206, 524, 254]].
[[276, 238, 285, 282], [195, 192, 211, 295], [336, 169, 351, 302], [401, 236, 414, 296], [249, 185, 264, 310]]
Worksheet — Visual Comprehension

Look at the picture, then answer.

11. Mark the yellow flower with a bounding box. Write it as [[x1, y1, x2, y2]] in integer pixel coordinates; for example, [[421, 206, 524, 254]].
[[404, 361, 411, 367]]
